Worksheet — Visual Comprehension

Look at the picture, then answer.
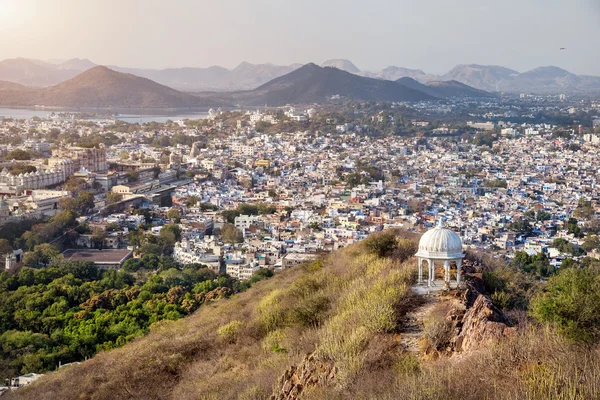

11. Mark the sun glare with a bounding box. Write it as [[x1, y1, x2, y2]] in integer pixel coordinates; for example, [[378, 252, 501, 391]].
[[0, 1, 22, 28]]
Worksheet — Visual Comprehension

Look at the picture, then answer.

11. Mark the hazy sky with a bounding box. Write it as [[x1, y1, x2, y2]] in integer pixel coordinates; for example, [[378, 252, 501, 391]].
[[1, 0, 600, 75]]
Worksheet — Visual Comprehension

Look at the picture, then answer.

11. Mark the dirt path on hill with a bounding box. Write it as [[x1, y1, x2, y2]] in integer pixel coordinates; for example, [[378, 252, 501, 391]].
[[399, 294, 441, 354]]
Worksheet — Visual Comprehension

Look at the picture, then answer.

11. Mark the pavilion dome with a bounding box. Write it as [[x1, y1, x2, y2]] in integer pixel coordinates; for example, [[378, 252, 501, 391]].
[[415, 220, 463, 259]]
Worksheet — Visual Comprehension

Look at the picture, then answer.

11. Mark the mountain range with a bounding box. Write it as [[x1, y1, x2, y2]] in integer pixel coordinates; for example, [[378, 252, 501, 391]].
[[1, 57, 600, 95], [0, 66, 219, 108], [0, 63, 493, 108]]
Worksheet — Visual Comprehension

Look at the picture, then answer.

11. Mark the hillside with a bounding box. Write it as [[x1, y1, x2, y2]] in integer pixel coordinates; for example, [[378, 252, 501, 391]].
[[0, 58, 90, 86], [395, 77, 493, 98], [0, 66, 226, 108], [110, 62, 302, 92], [425, 80, 494, 98], [321, 59, 361, 74], [7, 231, 599, 400], [231, 63, 435, 106], [363, 66, 436, 82], [0, 80, 30, 91], [441, 64, 519, 92]]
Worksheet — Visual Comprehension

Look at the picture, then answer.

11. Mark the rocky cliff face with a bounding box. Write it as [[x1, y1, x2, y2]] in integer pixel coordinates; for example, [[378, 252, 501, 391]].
[[452, 273, 515, 353], [272, 272, 514, 399], [271, 354, 337, 400]]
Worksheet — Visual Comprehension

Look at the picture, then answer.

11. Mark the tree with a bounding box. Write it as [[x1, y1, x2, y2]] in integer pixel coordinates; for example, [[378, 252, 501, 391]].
[[582, 235, 600, 253], [574, 198, 595, 220], [33, 243, 59, 266], [532, 266, 600, 343], [567, 218, 583, 238], [59, 197, 77, 212], [63, 177, 85, 194], [221, 224, 243, 244], [22, 252, 39, 267], [363, 230, 400, 257], [52, 210, 77, 226], [126, 171, 140, 183], [166, 208, 181, 222], [91, 229, 106, 249], [0, 238, 12, 256], [107, 192, 123, 204], [77, 191, 95, 214], [161, 224, 181, 242], [5, 149, 31, 160], [123, 258, 143, 272]]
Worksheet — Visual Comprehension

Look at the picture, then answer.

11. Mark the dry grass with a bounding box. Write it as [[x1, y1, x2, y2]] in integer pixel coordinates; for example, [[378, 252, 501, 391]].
[[9, 234, 600, 400]]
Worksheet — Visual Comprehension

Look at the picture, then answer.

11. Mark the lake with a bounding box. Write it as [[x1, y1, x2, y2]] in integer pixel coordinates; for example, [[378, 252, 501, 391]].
[[0, 107, 210, 123]]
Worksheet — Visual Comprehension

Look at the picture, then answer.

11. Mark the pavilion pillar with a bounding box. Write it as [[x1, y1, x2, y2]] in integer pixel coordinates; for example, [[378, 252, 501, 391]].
[[456, 260, 462, 287], [444, 260, 450, 282], [428, 259, 434, 287], [418, 258, 423, 284]]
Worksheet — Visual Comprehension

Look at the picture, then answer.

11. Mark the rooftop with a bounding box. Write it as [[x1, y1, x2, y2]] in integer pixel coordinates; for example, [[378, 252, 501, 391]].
[[61, 249, 132, 266]]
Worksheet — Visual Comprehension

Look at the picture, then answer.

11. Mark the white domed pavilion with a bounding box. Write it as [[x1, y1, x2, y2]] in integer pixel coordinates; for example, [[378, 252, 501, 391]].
[[415, 220, 464, 288]]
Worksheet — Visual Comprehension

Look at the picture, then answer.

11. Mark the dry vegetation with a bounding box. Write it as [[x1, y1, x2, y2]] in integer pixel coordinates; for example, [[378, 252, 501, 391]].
[[8, 231, 600, 400]]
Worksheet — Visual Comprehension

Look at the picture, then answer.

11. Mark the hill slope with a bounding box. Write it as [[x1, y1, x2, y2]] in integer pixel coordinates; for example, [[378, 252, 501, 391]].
[[395, 77, 494, 98], [0, 80, 31, 91], [8, 232, 597, 400], [0, 58, 82, 87], [0, 66, 225, 108], [231, 63, 435, 105], [441, 64, 519, 91], [321, 59, 361, 74], [363, 66, 437, 82]]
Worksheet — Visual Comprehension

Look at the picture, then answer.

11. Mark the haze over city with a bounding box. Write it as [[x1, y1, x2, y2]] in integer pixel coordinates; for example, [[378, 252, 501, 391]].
[[1, 0, 600, 74]]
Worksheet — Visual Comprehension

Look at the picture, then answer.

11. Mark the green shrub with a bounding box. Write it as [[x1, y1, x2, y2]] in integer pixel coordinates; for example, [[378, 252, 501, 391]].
[[363, 231, 398, 257], [256, 290, 286, 333], [532, 267, 600, 343], [217, 320, 244, 343]]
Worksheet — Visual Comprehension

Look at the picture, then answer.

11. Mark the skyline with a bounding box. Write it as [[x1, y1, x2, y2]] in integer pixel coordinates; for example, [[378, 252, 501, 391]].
[[1, 0, 600, 75]]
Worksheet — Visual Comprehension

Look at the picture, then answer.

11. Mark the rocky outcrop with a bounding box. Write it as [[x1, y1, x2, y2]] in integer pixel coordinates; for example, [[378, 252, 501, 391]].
[[271, 353, 337, 400], [452, 273, 515, 353]]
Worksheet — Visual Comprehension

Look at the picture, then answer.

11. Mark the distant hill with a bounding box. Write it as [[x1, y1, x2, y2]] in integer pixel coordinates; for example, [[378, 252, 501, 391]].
[[0, 66, 226, 108], [0, 58, 86, 87], [228, 62, 303, 89], [109, 62, 302, 91], [110, 65, 232, 91], [363, 66, 436, 82], [395, 77, 493, 99], [321, 59, 361, 74], [425, 80, 494, 98], [0, 80, 30, 91], [231, 63, 435, 106], [55, 58, 97, 71], [2, 56, 600, 94], [440, 64, 519, 92]]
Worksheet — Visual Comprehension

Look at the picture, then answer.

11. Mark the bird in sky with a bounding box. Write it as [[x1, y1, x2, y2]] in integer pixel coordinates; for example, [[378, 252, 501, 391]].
[[560, 47, 567, 50]]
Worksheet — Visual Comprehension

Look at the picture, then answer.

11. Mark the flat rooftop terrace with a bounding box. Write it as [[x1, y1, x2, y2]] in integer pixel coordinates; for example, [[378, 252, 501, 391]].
[[61, 249, 132, 266]]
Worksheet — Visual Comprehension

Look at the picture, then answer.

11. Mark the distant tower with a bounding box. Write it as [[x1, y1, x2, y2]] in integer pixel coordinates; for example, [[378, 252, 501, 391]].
[[5, 253, 17, 271], [190, 142, 201, 157]]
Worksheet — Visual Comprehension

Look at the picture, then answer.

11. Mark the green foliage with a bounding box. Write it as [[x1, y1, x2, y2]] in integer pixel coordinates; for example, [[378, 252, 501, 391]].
[[0, 257, 244, 378], [574, 198, 595, 220], [5, 149, 31, 160], [567, 217, 583, 238], [484, 179, 508, 188], [221, 224, 243, 244], [532, 266, 600, 343], [552, 238, 584, 256], [363, 230, 398, 257], [217, 320, 244, 343], [106, 192, 123, 204], [512, 250, 554, 277]]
